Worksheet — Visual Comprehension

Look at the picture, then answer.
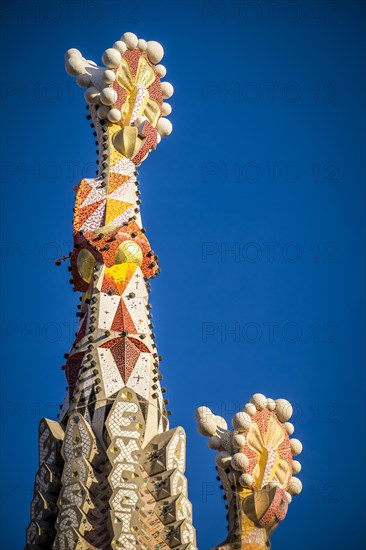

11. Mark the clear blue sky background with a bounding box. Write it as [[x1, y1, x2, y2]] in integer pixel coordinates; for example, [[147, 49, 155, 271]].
[[0, 1, 365, 549]]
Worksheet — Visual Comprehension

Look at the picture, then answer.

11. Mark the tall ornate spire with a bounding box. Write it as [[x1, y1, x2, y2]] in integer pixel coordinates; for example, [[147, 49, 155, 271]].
[[26, 32, 302, 550], [26, 32, 196, 550]]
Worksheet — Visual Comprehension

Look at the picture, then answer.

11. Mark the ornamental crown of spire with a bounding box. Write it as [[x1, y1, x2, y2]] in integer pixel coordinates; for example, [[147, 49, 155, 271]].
[[65, 31, 174, 165]]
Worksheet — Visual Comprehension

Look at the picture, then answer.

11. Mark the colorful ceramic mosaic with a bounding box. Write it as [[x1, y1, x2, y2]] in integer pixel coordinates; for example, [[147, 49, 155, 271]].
[[26, 32, 302, 550], [196, 394, 303, 548]]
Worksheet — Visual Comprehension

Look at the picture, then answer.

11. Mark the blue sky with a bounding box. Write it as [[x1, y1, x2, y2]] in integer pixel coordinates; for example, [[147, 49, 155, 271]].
[[0, 1, 365, 548]]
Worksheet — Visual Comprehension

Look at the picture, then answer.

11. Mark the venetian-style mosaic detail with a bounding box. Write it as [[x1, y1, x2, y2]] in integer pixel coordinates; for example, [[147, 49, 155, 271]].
[[196, 394, 302, 549], [26, 32, 302, 550]]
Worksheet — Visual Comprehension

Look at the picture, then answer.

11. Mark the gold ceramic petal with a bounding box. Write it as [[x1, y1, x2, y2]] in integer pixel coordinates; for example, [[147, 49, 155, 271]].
[[121, 99, 132, 126], [252, 463, 261, 488], [121, 86, 150, 126], [275, 459, 291, 487], [116, 58, 134, 92], [253, 448, 279, 489], [113, 127, 143, 159], [143, 97, 161, 127], [263, 416, 286, 450], [135, 56, 156, 88], [247, 422, 265, 454]]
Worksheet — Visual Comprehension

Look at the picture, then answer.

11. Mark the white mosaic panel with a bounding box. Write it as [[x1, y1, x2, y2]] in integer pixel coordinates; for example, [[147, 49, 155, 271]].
[[124, 268, 148, 299], [63, 415, 95, 462], [106, 401, 139, 438], [126, 353, 151, 400], [123, 296, 149, 334], [98, 293, 120, 330], [97, 348, 124, 398], [111, 157, 135, 177], [108, 178, 136, 203]]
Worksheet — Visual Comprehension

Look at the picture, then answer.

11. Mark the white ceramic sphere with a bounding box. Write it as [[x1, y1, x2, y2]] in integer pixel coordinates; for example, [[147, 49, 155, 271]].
[[100, 88, 117, 106], [292, 460, 302, 474], [251, 393, 267, 410], [121, 32, 138, 49], [233, 434, 246, 448], [102, 70, 116, 84], [147, 40, 164, 64], [137, 39, 148, 51], [108, 109, 122, 123], [195, 406, 211, 418], [113, 41, 127, 54], [231, 452, 249, 472], [288, 477, 302, 495], [66, 57, 86, 76], [290, 438, 303, 456], [65, 48, 81, 60], [239, 473, 253, 487], [232, 412, 251, 432], [197, 415, 217, 436], [275, 399, 293, 422], [157, 117, 172, 137], [102, 48, 122, 69], [284, 422, 294, 435], [208, 436, 222, 450], [98, 105, 110, 120], [244, 403, 257, 416], [76, 74, 90, 88], [84, 87, 100, 104], [155, 64, 167, 78], [161, 81, 174, 99], [285, 491, 292, 503], [162, 103, 172, 116], [266, 398, 276, 411]]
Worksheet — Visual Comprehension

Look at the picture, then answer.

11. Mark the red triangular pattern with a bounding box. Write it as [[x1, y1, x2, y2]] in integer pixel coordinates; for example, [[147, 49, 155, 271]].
[[111, 302, 136, 333], [127, 337, 150, 353]]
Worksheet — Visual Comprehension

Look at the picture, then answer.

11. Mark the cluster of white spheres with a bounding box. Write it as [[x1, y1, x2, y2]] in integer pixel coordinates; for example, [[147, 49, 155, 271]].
[[101, 33, 165, 66], [241, 394, 294, 425], [196, 395, 303, 507], [65, 33, 174, 141]]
